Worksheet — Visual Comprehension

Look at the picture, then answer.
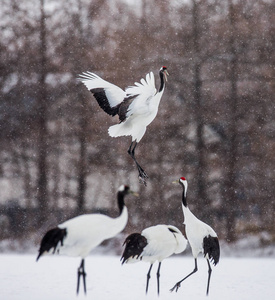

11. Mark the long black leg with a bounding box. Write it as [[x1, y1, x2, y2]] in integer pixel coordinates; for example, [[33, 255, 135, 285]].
[[77, 259, 87, 295], [128, 141, 148, 185], [206, 259, 212, 296], [170, 258, 198, 293], [156, 262, 162, 295], [146, 264, 153, 294], [128, 142, 147, 177]]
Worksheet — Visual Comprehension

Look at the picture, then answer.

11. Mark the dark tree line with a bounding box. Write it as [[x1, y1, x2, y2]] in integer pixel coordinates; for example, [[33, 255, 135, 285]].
[[0, 0, 274, 246]]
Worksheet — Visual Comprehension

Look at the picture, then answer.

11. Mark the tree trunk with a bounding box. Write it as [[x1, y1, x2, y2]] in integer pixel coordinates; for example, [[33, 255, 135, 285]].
[[76, 110, 88, 214], [224, 0, 238, 242], [75, 0, 88, 214], [37, 0, 49, 225], [192, 0, 208, 208]]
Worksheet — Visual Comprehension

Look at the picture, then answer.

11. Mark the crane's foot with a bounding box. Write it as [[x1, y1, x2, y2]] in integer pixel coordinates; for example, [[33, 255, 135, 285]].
[[138, 175, 147, 186], [170, 282, 181, 293], [138, 168, 149, 186]]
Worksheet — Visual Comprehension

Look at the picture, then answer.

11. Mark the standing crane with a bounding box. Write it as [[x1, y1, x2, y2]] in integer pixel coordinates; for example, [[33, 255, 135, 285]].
[[121, 224, 187, 295], [170, 177, 220, 296], [79, 67, 169, 186], [37, 185, 137, 295]]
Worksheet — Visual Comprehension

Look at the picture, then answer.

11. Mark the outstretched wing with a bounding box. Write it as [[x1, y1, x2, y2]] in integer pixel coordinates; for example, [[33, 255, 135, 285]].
[[79, 72, 127, 116], [125, 72, 157, 117], [126, 71, 156, 97]]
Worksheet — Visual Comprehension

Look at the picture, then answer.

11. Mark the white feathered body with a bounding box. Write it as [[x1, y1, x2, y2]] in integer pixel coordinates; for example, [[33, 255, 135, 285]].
[[182, 206, 217, 258], [53, 208, 128, 258], [109, 91, 163, 142], [126, 225, 187, 264]]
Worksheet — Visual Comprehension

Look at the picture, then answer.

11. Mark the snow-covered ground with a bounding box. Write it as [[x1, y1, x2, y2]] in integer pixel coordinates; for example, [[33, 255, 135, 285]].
[[0, 254, 274, 300]]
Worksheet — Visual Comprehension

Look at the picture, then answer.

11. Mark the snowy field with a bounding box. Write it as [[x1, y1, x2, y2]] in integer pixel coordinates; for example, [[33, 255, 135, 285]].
[[0, 254, 274, 300]]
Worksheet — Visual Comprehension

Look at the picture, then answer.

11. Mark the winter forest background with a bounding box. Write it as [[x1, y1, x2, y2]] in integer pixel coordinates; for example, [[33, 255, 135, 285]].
[[0, 0, 274, 253]]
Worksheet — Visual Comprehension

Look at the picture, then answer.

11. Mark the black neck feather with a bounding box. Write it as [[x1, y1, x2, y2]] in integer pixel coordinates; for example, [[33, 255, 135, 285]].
[[117, 191, 125, 215], [159, 70, 165, 92], [182, 185, 188, 208]]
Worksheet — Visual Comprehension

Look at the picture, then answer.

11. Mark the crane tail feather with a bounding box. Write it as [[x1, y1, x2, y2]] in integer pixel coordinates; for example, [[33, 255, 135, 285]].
[[37, 227, 67, 261], [121, 233, 147, 264], [203, 236, 220, 266], [108, 123, 132, 138]]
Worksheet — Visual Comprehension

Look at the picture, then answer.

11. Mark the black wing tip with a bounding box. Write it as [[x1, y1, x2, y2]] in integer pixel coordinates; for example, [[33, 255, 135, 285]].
[[90, 88, 120, 117], [37, 227, 67, 260], [120, 256, 127, 265], [121, 233, 147, 264], [203, 235, 220, 266]]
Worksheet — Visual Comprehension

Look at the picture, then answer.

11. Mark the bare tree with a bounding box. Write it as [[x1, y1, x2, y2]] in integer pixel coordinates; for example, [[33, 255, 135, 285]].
[[0, 0, 274, 244], [222, 0, 239, 242], [191, 0, 208, 208], [36, 0, 49, 225]]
